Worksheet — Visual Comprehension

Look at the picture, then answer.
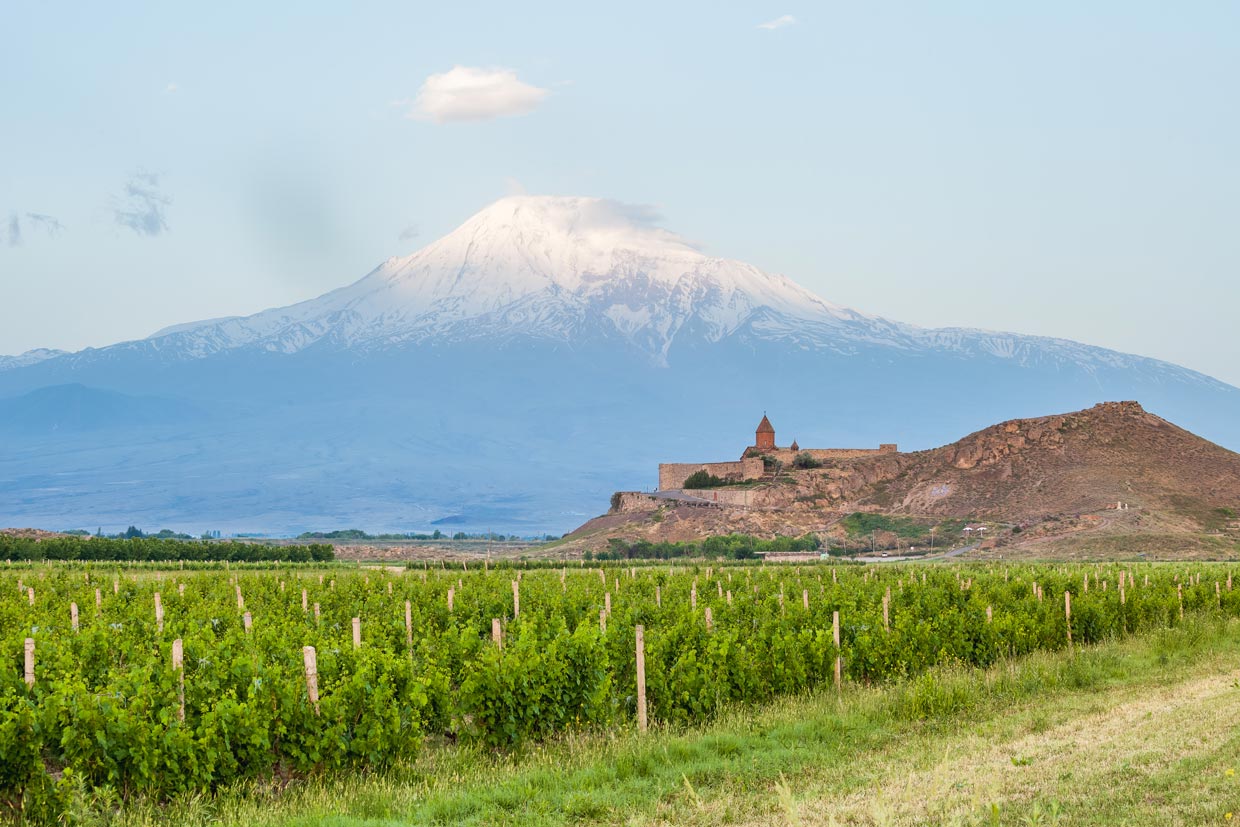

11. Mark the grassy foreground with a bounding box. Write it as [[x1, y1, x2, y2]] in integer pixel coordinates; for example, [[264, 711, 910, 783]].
[[90, 618, 1240, 827]]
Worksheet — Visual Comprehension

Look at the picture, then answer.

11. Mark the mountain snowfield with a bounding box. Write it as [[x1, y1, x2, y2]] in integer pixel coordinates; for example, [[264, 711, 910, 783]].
[[1, 196, 1237, 534]]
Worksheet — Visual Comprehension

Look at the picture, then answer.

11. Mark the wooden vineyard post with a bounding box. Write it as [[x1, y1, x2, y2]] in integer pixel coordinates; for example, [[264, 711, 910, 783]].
[[1217, 581, 1222, 609], [155, 592, 164, 634], [172, 638, 185, 721], [236, 585, 244, 611], [803, 589, 809, 610], [301, 589, 308, 612], [447, 587, 455, 612], [726, 590, 732, 606], [27, 587, 34, 606], [24, 638, 34, 688], [386, 582, 392, 595], [833, 611, 842, 691], [113, 579, 119, 595], [599, 608, 607, 633], [492, 618, 503, 648], [655, 585, 661, 607], [986, 605, 993, 623], [313, 603, 321, 624], [405, 600, 413, 658], [303, 646, 320, 714], [95, 588, 101, 610], [1064, 592, 1072, 645], [832, 568, 837, 585], [718, 581, 723, 598], [352, 617, 361, 649], [691, 582, 697, 610], [635, 625, 648, 734], [512, 580, 520, 618], [883, 586, 891, 631], [1120, 578, 1126, 605], [178, 582, 185, 597], [1178, 583, 1184, 621], [704, 606, 713, 632], [70, 602, 79, 632], [605, 592, 612, 615], [1083, 573, 1088, 593], [243, 611, 252, 633]]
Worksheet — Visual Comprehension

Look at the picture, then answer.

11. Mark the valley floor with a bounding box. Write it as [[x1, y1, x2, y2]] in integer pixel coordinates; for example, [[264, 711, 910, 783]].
[[102, 618, 1240, 827]]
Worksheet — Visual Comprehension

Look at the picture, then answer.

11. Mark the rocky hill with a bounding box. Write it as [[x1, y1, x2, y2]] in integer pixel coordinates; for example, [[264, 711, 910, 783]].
[[564, 402, 1240, 557]]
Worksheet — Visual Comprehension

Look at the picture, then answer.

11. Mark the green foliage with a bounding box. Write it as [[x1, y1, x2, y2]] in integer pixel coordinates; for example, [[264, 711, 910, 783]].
[[791, 452, 822, 470], [0, 559, 1231, 819], [682, 471, 729, 489], [0, 535, 334, 563], [600, 534, 819, 560]]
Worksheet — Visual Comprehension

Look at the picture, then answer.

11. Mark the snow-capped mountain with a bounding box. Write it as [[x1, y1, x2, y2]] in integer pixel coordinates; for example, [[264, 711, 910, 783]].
[[1, 195, 1237, 534]]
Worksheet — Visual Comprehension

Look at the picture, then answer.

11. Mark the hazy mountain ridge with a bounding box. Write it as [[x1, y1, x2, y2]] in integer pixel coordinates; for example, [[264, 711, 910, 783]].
[[1, 196, 1237, 534]]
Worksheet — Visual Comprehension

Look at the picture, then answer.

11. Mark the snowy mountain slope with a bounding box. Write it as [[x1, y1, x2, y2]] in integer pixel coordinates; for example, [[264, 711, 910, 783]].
[[6, 195, 1226, 388]]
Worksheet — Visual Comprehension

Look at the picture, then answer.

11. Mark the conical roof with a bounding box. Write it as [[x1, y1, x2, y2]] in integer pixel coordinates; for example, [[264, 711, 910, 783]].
[[756, 415, 775, 434]]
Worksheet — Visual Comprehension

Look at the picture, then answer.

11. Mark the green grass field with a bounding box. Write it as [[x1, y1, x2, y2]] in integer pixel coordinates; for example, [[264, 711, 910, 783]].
[[92, 615, 1240, 827]]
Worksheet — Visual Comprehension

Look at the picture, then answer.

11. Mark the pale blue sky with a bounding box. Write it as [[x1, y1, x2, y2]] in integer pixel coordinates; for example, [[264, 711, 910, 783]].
[[2, 2, 1237, 383]]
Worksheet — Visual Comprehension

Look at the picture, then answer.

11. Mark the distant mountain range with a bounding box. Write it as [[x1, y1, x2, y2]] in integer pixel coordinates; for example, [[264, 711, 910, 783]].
[[2, 196, 1238, 535]]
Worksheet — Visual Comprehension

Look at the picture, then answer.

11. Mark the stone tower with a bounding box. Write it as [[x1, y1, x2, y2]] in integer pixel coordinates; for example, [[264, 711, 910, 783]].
[[755, 415, 775, 451]]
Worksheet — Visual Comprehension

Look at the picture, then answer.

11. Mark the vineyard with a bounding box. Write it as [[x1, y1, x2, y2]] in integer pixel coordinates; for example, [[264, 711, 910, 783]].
[[1, 560, 1237, 821]]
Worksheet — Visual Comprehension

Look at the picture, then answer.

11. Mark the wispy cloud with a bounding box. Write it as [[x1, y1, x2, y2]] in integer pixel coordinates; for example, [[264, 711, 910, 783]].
[[403, 66, 549, 124], [757, 14, 797, 30], [4, 212, 64, 246], [165, 82, 178, 94], [25, 213, 64, 236], [398, 223, 420, 242], [113, 171, 171, 237]]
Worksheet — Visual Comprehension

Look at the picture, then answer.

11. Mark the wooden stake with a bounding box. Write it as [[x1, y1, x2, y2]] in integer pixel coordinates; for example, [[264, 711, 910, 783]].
[[154, 592, 164, 633], [512, 580, 520, 617], [172, 638, 185, 721], [1178, 583, 1184, 620], [605, 592, 611, 615], [691, 582, 697, 610], [986, 605, 993, 623], [1064, 591, 1072, 644], [635, 625, 648, 734], [24, 638, 34, 688], [235, 585, 244, 611], [302, 589, 308, 612], [405, 600, 413, 656], [303, 646, 320, 713], [833, 611, 842, 691], [447, 587, 455, 612], [313, 602, 321, 623], [704, 606, 713, 632], [95, 588, 101, 609], [70, 602, 79, 632], [352, 616, 361, 649], [656, 584, 661, 607], [803, 589, 809, 610], [492, 618, 502, 648], [726, 589, 732, 605], [27, 587, 34, 606], [599, 608, 607, 633], [243, 611, 252, 633]]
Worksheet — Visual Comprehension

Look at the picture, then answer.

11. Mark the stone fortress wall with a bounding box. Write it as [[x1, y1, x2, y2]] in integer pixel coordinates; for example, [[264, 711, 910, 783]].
[[759, 444, 898, 465], [657, 458, 765, 491]]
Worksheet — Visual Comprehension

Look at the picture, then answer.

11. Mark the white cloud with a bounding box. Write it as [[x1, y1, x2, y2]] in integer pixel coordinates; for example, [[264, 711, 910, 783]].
[[407, 66, 549, 124], [165, 82, 178, 94], [757, 14, 797, 30]]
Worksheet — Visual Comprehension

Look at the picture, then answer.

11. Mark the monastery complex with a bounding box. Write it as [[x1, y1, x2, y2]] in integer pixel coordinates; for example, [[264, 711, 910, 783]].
[[657, 416, 898, 490]]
